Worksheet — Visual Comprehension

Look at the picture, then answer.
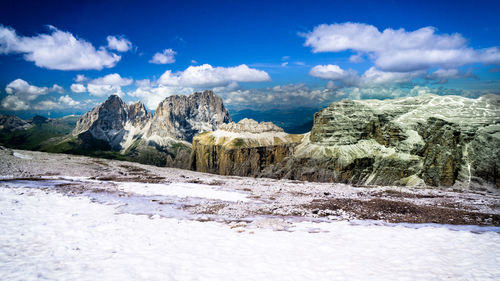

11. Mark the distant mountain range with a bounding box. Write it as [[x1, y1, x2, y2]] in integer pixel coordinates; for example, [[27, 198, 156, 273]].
[[229, 107, 319, 134], [1, 92, 499, 188]]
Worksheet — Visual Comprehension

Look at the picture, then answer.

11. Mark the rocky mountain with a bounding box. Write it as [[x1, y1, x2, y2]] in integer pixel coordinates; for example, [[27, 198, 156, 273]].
[[0, 114, 79, 151], [67, 90, 231, 167], [0, 114, 33, 132], [192, 94, 500, 189], [191, 118, 303, 176], [148, 91, 232, 143]]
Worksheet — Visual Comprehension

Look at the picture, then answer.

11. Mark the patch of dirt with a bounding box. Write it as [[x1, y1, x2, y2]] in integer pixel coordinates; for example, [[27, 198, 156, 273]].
[[94, 175, 166, 183], [372, 189, 445, 199], [53, 183, 109, 195], [197, 203, 228, 215], [303, 198, 500, 226], [0, 177, 52, 182]]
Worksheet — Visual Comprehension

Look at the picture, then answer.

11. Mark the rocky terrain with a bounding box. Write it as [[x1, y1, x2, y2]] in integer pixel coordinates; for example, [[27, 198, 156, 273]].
[[1, 147, 499, 281], [0, 114, 33, 132], [1, 147, 499, 226], [191, 118, 303, 176], [193, 94, 500, 189], [51, 90, 231, 167]]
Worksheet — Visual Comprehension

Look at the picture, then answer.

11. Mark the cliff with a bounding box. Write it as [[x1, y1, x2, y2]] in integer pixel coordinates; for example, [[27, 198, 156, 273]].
[[64, 91, 231, 168], [191, 118, 303, 176], [192, 94, 500, 189]]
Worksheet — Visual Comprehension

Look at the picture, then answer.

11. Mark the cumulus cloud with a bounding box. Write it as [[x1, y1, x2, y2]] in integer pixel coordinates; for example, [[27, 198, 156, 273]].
[[0, 79, 86, 111], [106, 35, 132, 52], [302, 22, 500, 72], [309, 65, 359, 86], [74, 74, 88, 82], [149, 48, 176, 64], [51, 84, 65, 94], [0, 25, 121, 70], [309, 64, 467, 88], [1, 95, 29, 111], [86, 73, 133, 97], [5, 79, 49, 101], [128, 85, 194, 110], [158, 64, 271, 87], [217, 83, 339, 110], [33, 95, 81, 110], [70, 83, 87, 93]]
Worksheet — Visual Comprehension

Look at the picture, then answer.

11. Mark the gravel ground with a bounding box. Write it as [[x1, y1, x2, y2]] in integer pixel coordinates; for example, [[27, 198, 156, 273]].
[[1, 147, 499, 226]]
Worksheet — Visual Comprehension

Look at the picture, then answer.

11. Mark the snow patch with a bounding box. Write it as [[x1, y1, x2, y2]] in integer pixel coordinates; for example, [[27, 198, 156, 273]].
[[117, 181, 251, 202], [13, 152, 32, 160]]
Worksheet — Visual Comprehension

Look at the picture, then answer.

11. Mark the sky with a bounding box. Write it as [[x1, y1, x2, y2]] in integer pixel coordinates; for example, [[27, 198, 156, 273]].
[[0, 0, 499, 118]]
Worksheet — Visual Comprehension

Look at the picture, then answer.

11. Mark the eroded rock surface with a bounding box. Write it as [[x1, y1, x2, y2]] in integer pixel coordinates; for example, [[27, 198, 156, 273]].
[[194, 94, 500, 188], [191, 118, 303, 176], [69, 91, 231, 168]]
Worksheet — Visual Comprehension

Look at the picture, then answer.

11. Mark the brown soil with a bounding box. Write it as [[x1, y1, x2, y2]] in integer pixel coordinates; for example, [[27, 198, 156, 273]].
[[304, 198, 500, 226]]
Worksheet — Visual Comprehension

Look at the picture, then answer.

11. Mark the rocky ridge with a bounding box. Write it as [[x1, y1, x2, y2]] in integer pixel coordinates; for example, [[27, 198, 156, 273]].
[[193, 94, 500, 189], [70, 90, 231, 167], [191, 118, 303, 176], [0, 114, 33, 132]]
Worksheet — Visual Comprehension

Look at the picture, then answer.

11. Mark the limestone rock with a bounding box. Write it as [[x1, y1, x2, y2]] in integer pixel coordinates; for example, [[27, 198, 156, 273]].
[[191, 119, 303, 176], [0, 114, 33, 132], [147, 90, 232, 143], [71, 91, 231, 168], [192, 94, 500, 189]]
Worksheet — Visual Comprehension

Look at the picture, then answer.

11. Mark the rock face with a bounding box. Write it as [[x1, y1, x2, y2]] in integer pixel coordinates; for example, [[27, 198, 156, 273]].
[[191, 118, 303, 177], [71, 91, 231, 167], [73, 95, 131, 150], [193, 94, 500, 188], [0, 114, 33, 132], [147, 90, 232, 143]]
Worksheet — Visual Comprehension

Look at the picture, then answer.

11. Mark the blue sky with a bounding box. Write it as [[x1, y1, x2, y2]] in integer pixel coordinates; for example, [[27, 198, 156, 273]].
[[1, 0, 499, 118]]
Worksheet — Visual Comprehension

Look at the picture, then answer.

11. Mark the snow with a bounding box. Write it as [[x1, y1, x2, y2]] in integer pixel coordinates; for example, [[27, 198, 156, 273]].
[[13, 152, 32, 159], [117, 181, 251, 202], [1, 186, 500, 281]]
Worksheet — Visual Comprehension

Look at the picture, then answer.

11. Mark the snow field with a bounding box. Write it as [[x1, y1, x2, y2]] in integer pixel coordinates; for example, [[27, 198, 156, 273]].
[[1, 187, 500, 281]]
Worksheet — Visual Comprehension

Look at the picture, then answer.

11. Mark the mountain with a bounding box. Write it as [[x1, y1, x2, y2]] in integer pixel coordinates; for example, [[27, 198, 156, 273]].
[[0, 114, 79, 150], [147, 91, 232, 143], [192, 94, 500, 189], [0, 114, 33, 132], [229, 107, 319, 134], [191, 118, 303, 176], [50, 90, 231, 167]]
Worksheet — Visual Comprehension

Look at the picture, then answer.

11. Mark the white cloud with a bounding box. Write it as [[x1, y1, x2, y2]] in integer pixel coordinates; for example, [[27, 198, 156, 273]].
[[90, 73, 133, 86], [86, 73, 133, 97], [0, 25, 121, 70], [1, 79, 82, 111], [158, 64, 271, 87], [5, 79, 49, 101], [58, 95, 80, 107], [71, 83, 87, 93], [33, 95, 81, 110], [74, 74, 88, 82], [310, 64, 430, 87], [302, 22, 500, 72], [218, 83, 338, 110], [1, 95, 29, 111], [309, 65, 359, 86], [128, 85, 194, 110], [51, 84, 64, 94], [106, 35, 132, 52], [349, 53, 364, 63], [149, 48, 176, 64]]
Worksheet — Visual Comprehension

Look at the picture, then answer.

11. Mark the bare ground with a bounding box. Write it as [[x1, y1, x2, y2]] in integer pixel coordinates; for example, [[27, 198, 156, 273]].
[[1, 147, 499, 226]]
